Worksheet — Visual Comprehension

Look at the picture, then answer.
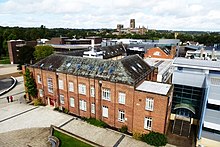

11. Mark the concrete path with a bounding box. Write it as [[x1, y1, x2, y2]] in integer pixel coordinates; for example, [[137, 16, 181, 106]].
[[0, 76, 25, 105]]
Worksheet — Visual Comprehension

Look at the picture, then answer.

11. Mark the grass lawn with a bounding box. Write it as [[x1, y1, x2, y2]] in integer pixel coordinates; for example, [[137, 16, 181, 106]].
[[53, 130, 93, 147], [0, 56, 10, 64]]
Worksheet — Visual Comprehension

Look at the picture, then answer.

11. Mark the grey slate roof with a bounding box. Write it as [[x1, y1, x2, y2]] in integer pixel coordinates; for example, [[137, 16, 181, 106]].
[[32, 54, 153, 85]]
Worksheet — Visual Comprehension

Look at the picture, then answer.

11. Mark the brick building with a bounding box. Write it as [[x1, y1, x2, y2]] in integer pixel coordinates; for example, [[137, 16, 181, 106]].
[[144, 46, 176, 59], [23, 54, 172, 134], [8, 40, 37, 64]]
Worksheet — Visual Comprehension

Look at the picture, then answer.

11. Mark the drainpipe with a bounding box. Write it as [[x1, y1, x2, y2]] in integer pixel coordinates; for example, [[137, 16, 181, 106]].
[[66, 73, 69, 111]]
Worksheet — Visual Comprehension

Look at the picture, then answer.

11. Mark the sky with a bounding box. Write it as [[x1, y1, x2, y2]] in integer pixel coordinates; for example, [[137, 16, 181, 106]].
[[0, 0, 220, 31]]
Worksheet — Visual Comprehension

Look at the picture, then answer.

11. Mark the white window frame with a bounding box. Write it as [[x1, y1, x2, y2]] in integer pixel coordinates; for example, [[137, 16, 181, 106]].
[[70, 97, 75, 107], [102, 106, 108, 118], [47, 78, 53, 93], [90, 86, 95, 97], [78, 84, 86, 95], [144, 117, 152, 130], [69, 82, 74, 92], [79, 100, 87, 111], [118, 110, 125, 122], [91, 103, 95, 114], [118, 92, 126, 104], [37, 74, 41, 84], [60, 94, 64, 104], [102, 88, 111, 101], [59, 79, 64, 90], [39, 89, 43, 97], [145, 98, 154, 111]]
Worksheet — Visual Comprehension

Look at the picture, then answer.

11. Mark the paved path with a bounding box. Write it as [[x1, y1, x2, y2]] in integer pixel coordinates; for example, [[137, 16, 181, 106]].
[[0, 76, 25, 104]]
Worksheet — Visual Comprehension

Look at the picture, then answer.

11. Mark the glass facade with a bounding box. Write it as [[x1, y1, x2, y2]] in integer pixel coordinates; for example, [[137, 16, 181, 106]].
[[172, 84, 204, 119]]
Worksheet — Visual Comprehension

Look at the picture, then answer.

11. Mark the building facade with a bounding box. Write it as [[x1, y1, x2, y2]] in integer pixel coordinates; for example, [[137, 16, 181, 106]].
[[23, 54, 172, 134], [172, 58, 220, 146]]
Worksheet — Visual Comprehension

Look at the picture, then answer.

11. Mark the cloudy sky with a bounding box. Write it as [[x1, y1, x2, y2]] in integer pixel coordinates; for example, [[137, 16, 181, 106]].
[[0, 0, 220, 31]]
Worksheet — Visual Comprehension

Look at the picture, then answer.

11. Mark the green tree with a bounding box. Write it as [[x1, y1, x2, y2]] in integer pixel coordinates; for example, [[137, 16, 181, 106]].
[[18, 45, 35, 65], [24, 68, 37, 99], [34, 45, 54, 61]]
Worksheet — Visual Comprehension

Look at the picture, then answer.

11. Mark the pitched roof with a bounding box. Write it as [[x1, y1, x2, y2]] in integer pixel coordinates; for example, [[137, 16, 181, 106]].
[[32, 54, 153, 85]]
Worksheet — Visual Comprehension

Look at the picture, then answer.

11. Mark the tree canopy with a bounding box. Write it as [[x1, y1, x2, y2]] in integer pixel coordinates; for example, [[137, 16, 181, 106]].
[[34, 45, 54, 61], [18, 45, 35, 65]]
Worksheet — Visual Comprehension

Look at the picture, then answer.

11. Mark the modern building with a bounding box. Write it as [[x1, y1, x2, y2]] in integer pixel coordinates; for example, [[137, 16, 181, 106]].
[[23, 54, 173, 134], [7, 39, 37, 64], [171, 58, 220, 146]]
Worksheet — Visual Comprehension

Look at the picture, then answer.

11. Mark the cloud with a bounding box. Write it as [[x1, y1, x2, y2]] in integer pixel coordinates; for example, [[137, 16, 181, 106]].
[[0, 0, 219, 31]]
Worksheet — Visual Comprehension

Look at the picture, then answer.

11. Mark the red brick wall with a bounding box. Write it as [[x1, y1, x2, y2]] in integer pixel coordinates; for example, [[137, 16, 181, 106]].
[[133, 91, 169, 134], [25, 66, 170, 134]]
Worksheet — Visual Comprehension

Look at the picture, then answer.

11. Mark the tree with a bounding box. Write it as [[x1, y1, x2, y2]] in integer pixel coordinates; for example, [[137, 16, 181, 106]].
[[34, 45, 54, 61], [24, 68, 37, 99], [18, 45, 35, 65]]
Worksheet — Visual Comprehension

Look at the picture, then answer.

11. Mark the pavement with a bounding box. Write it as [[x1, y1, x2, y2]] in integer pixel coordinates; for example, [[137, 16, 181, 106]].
[[0, 64, 18, 76], [0, 65, 175, 147]]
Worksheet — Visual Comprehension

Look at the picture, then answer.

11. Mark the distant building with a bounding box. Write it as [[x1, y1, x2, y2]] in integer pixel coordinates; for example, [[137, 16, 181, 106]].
[[130, 19, 135, 29], [117, 24, 124, 32], [7, 40, 37, 64], [115, 19, 148, 35], [23, 54, 173, 134]]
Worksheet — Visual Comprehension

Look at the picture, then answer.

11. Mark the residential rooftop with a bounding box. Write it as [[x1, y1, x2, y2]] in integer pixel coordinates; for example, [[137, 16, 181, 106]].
[[136, 81, 171, 95], [32, 54, 153, 85]]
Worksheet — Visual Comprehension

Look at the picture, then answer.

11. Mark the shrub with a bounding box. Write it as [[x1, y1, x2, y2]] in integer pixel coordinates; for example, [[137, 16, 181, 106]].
[[141, 131, 167, 146], [85, 118, 109, 128], [63, 108, 69, 114], [119, 125, 128, 133], [33, 98, 45, 106], [133, 132, 142, 140], [54, 107, 59, 111]]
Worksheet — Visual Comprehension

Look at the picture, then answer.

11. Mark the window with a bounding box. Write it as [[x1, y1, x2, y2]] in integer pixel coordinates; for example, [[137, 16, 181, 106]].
[[90, 86, 95, 97], [102, 88, 111, 101], [39, 89, 43, 97], [118, 92, 126, 104], [145, 98, 154, 111], [47, 78, 53, 93], [69, 82, 74, 92], [59, 79, 64, 90], [70, 97, 75, 107], [37, 75, 41, 84], [144, 117, 152, 130], [118, 110, 125, 122], [79, 100, 87, 111], [91, 103, 95, 114], [102, 106, 108, 118], [79, 84, 86, 95], [60, 94, 64, 104]]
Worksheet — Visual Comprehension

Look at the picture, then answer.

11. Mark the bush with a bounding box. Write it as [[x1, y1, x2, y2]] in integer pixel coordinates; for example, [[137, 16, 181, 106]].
[[33, 98, 45, 106], [84, 118, 109, 128], [133, 132, 142, 140], [63, 108, 69, 114], [119, 125, 128, 133], [141, 131, 167, 146], [54, 107, 59, 111]]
